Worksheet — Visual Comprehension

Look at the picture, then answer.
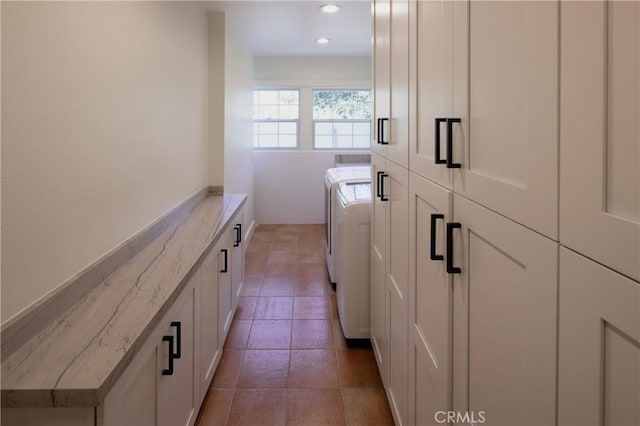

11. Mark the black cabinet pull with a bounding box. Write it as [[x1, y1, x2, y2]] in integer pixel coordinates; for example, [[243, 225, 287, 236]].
[[380, 173, 389, 202], [376, 118, 382, 144], [220, 249, 228, 273], [233, 224, 241, 247], [446, 118, 461, 169], [430, 214, 445, 261], [379, 118, 389, 145], [162, 335, 174, 375], [170, 321, 181, 359], [446, 222, 461, 274], [434, 118, 447, 164], [376, 171, 384, 199]]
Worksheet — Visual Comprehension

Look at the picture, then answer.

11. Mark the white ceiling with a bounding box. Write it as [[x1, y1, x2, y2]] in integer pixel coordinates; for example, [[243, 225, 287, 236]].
[[207, 1, 372, 56]]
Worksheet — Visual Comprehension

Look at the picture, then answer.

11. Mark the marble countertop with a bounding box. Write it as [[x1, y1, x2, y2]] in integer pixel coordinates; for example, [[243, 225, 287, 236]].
[[1, 194, 246, 408]]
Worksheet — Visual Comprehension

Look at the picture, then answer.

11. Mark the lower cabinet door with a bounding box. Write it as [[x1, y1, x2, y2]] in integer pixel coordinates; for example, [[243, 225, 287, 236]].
[[559, 248, 640, 426], [407, 172, 453, 426], [231, 212, 244, 310], [198, 247, 220, 404], [157, 281, 197, 426], [452, 195, 557, 426], [218, 233, 234, 344]]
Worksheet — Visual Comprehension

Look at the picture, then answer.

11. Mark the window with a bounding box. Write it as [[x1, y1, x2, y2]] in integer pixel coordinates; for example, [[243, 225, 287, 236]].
[[313, 90, 372, 149], [253, 89, 299, 148]]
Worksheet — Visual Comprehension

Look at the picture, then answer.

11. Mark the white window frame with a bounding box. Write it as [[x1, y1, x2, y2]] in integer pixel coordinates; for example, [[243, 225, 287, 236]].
[[311, 88, 372, 150], [253, 88, 300, 150]]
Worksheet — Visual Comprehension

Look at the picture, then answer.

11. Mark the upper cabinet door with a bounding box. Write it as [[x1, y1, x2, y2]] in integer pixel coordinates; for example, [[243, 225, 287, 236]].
[[452, 1, 559, 240], [373, 0, 390, 157], [560, 1, 640, 282], [387, 0, 410, 168], [411, 0, 454, 188]]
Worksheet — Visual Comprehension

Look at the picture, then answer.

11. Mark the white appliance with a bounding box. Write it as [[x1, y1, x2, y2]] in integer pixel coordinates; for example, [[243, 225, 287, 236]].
[[324, 166, 371, 284], [336, 181, 372, 339]]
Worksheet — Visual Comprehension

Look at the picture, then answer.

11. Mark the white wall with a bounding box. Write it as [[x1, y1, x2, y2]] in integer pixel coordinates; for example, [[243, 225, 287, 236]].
[[253, 55, 371, 225], [1, 2, 209, 323], [254, 56, 371, 81], [223, 14, 255, 230]]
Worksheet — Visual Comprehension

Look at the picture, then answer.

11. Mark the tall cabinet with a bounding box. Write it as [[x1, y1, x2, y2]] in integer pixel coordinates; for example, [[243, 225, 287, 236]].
[[375, 0, 562, 424], [558, 2, 640, 424], [374, 1, 639, 425]]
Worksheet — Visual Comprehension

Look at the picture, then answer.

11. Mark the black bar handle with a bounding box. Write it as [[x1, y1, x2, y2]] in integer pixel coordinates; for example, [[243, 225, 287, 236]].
[[435, 118, 447, 164], [221, 249, 228, 273], [380, 173, 389, 202], [162, 335, 174, 375], [446, 222, 462, 274], [430, 214, 445, 261], [446, 118, 461, 169], [379, 118, 389, 145], [376, 171, 384, 199], [170, 321, 181, 359], [234, 224, 241, 247], [376, 118, 382, 144]]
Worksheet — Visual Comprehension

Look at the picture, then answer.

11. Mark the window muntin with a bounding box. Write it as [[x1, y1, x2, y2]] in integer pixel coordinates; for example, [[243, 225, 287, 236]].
[[253, 89, 299, 148], [312, 90, 372, 149]]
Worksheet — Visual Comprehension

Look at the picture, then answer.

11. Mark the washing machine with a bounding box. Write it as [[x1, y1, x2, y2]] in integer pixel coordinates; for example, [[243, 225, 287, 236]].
[[324, 166, 371, 284], [335, 181, 371, 339]]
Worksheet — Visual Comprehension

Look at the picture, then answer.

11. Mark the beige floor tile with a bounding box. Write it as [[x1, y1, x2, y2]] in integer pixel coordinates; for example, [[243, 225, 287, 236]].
[[235, 297, 257, 320], [227, 389, 287, 426], [236, 350, 290, 388], [287, 389, 345, 425], [291, 319, 334, 349], [293, 296, 331, 319], [288, 350, 340, 389], [342, 388, 394, 426], [246, 319, 292, 349], [254, 297, 294, 320], [196, 389, 233, 426], [337, 349, 384, 388], [224, 320, 251, 349], [212, 350, 244, 389]]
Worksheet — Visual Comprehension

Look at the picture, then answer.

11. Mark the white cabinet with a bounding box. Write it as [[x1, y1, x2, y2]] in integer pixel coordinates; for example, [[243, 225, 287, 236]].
[[217, 232, 234, 345], [407, 172, 452, 426], [410, 0, 453, 189], [452, 195, 557, 426], [413, 0, 559, 239], [197, 245, 221, 406], [371, 152, 409, 425], [560, 0, 640, 282], [558, 248, 640, 426], [101, 272, 199, 426], [373, 0, 390, 158], [370, 153, 389, 387], [231, 211, 245, 309], [157, 281, 197, 426], [373, 0, 409, 168]]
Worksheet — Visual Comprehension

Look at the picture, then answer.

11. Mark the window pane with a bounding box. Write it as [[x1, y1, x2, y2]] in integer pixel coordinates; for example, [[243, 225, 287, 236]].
[[335, 135, 353, 149], [353, 122, 371, 135], [279, 105, 299, 119], [279, 90, 298, 105], [258, 105, 278, 119], [333, 122, 352, 135], [315, 122, 333, 135], [260, 90, 279, 104], [259, 122, 278, 134], [315, 135, 333, 149], [279, 134, 297, 148], [253, 122, 260, 134], [353, 135, 371, 148], [312, 89, 372, 120], [279, 122, 297, 134], [259, 134, 277, 147]]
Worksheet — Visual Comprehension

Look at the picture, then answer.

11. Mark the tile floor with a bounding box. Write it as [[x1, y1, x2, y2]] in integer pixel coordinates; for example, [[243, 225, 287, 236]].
[[196, 224, 394, 426]]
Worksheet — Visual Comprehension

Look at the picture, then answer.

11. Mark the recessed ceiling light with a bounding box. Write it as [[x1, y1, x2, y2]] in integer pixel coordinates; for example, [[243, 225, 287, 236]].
[[320, 4, 341, 13], [316, 37, 331, 44]]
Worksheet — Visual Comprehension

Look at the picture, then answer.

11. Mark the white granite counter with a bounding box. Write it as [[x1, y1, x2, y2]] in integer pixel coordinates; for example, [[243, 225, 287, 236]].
[[1, 194, 246, 408]]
